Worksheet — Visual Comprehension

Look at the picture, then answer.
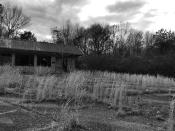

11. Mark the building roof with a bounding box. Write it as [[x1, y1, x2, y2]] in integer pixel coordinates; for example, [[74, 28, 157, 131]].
[[0, 39, 83, 56]]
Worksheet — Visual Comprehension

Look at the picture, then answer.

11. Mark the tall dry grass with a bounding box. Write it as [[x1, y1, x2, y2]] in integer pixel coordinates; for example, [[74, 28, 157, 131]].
[[1, 65, 175, 119], [20, 70, 175, 114], [22, 71, 87, 106], [0, 65, 23, 93], [17, 66, 54, 75], [167, 98, 175, 131]]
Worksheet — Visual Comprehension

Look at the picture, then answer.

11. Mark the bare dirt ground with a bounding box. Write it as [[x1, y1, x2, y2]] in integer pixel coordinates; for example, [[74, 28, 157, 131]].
[[0, 94, 171, 131]]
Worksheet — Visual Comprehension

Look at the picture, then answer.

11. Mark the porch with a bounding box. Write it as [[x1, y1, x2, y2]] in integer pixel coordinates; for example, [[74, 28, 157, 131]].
[[0, 52, 76, 73], [0, 39, 81, 72], [0, 52, 62, 71]]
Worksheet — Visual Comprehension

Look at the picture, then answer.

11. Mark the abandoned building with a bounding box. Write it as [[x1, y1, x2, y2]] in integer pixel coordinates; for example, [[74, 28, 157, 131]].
[[0, 39, 82, 72]]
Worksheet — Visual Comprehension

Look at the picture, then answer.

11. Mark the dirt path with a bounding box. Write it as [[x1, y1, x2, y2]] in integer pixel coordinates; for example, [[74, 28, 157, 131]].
[[0, 96, 167, 131], [0, 96, 59, 108], [110, 120, 156, 131]]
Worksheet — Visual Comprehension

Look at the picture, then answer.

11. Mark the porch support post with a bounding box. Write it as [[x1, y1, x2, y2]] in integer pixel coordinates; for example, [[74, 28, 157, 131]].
[[12, 53, 15, 66], [51, 56, 56, 72], [34, 54, 37, 67]]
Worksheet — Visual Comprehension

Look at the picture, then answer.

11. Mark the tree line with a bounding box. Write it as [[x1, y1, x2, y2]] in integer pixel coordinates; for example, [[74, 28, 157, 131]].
[[1, 4, 175, 77], [52, 21, 175, 56], [52, 21, 175, 77]]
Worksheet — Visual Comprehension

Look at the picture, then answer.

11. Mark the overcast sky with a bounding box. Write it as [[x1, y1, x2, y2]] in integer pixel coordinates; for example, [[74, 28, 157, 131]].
[[0, 0, 175, 41]]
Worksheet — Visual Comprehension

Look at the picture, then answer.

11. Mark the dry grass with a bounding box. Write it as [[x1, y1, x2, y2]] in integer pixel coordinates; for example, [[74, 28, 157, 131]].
[[22, 71, 87, 105], [17, 66, 54, 75], [56, 101, 80, 131], [167, 98, 175, 131], [0, 65, 23, 93], [1, 65, 175, 130], [20, 70, 175, 117], [1, 65, 175, 112]]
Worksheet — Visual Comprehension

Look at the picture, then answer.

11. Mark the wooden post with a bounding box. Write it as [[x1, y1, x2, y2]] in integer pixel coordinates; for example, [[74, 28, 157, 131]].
[[51, 56, 56, 72], [71, 58, 75, 71], [34, 55, 37, 67], [12, 53, 15, 66], [67, 58, 71, 72]]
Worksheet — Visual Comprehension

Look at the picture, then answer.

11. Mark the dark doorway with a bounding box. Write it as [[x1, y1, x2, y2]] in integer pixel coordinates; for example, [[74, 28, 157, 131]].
[[0, 53, 11, 65], [63, 58, 68, 72], [15, 54, 34, 66], [37, 55, 51, 67]]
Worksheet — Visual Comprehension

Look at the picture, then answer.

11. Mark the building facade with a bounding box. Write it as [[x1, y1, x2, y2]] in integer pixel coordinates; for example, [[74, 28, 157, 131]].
[[0, 39, 82, 72]]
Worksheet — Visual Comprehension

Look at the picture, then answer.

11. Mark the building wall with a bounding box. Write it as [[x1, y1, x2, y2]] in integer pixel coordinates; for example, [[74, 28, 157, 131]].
[[55, 57, 64, 72], [67, 58, 76, 72], [46, 56, 77, 72], [55, 57, 76, 72], [0, 50, 78, 72]]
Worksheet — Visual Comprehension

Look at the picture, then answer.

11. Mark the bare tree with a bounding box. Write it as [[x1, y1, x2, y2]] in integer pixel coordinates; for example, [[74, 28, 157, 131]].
[[51, 20, 76, 45], [72, 26, 89, 54], [143, 31, 154, 48], [52, 27, 64, 44], [110, 22, 131, 56], [51, 20, 89, 54], [2, 4, 31, 38], [0, 4, 4, 37], [127, 29, 143, 56]]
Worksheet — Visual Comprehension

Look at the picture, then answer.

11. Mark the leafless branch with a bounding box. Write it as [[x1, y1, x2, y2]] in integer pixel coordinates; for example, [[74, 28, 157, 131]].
[[2, 4, 31, 38]]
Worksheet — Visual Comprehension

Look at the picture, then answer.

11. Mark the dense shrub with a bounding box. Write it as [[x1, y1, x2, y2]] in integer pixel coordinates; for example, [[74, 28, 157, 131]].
[[78, 54, 175, 77]]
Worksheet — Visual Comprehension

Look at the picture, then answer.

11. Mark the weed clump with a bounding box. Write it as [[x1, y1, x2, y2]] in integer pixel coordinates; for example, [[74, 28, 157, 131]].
[[0, 65, 22, 94]]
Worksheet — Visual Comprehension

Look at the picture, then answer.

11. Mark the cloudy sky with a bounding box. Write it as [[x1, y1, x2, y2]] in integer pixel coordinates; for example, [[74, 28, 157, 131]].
[[0, 0, 175, 41]]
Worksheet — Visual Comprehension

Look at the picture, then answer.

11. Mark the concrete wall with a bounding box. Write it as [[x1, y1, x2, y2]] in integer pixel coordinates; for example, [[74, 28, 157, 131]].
[[55, 57, 63, 72], [67, 58, 76, 72], [0, 51, 78, 72]]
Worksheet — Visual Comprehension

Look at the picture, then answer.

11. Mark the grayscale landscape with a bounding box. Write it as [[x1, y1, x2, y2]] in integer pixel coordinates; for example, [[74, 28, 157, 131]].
[[0, 0, 175, 131]]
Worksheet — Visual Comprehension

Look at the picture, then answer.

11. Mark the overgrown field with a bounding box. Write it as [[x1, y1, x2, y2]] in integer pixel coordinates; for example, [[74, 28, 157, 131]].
[[0, 65, 175, 131]]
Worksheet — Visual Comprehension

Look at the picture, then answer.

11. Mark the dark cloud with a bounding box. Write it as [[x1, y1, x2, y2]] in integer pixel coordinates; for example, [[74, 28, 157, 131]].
[[107, 0, 146, 13], [143, 9, 157, 18], [0, 0, 157, 41], [82, 11, 154, 32], [132, 19, 154, 31], [133, 9, 157, 30], [55, 0, 87, 6], [0, 0, 89, 41], [83, 9, 140, 26], [144, 12, 155, 18], [90, 0, 146, 27]]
